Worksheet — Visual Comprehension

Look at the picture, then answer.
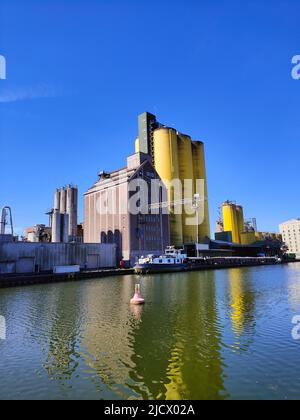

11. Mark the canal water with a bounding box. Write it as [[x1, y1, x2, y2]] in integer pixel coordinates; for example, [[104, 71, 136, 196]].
[[1, 264, 300, 400]]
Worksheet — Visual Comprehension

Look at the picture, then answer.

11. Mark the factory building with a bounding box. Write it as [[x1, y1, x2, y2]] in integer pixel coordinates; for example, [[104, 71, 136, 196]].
[[280, 219, 300, 258], [0, 242, 116, 274], [218, 201, 261, 245], [50, 185, 78, 243], [220, 201, 245, 244], [84, 152, 170, 265], [217, 201, 282, 247], [24, 225, 51, 243], [135, 112, 211, 246]]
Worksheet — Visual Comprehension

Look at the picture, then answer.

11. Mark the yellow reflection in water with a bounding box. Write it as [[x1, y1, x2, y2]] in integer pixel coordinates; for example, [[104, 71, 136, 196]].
[[230, 269, 245, 337], [160, 272, 226, 400], [165, 344, 186, 400], [228, 268, 256, 352]]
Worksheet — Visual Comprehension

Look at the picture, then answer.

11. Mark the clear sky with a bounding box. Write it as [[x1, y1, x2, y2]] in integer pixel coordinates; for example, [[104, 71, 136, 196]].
[[0, 0, 299, 236]]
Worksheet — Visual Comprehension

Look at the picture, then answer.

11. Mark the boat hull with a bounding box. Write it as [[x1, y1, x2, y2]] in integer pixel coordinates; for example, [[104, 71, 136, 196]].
[[134, 263, 189, 275]]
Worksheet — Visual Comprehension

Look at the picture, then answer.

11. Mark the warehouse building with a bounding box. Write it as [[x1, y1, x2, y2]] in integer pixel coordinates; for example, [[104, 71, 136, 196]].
[[280, 219, 300, 258], [0, 242, 116, 274], [84, 152, 170, 265]]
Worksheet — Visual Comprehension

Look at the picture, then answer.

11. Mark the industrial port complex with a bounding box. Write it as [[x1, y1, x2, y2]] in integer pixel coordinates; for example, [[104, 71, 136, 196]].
[[0, 112, 297, 282]]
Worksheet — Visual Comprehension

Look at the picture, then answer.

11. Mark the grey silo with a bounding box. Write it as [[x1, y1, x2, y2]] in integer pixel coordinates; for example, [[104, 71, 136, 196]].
[[62, 213, 69, 243], [66, 185, 78, 241], [54, 189, 61, 211], [60, 188, 67, 214], [52, 209, 62, 243]]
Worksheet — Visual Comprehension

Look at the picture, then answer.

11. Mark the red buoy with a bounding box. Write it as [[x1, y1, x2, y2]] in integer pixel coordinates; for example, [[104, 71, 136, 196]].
[[130, 284, 145, 305]]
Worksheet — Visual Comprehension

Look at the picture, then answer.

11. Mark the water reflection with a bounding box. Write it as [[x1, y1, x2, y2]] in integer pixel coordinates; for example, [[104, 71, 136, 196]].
[[130, 271, 227, 400], [41, 287, 81, 382], [130, 303, 144, 321], [226, 269, 257, 351], [81, 277, 140, 399], [169, 271, 227, 400], [287, 263, 300, 310], [1, 264, 300, 400]]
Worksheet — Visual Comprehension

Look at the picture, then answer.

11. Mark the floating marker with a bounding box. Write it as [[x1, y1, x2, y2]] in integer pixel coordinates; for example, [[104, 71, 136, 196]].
[[130, 284, 145, 305]]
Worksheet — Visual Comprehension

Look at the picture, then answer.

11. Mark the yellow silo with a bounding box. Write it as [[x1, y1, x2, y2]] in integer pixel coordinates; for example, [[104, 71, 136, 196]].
[[230, 269, 246, 338], [255, 232, 262, 241], [153, 128, 183, 246], [240, 231, 256, 245], [192, 141, 211, 242], [236, 205, 245, 240], [135, 137, 140, 153], [222, 202, 240, 243], [177, 134, 196, 244]]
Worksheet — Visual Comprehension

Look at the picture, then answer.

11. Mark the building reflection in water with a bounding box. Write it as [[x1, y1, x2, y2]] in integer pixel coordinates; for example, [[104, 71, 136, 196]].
[[28, 268, 257, 399], [40, 285, 82, 383], [7, 283, 85, 387], [130, 271, 227, 400], [2, 264, 300, 400], [286, 263, 300, 311], [227, 268, 257, 350], [81, 276, 144, 399], [76, 272, 227, 400]]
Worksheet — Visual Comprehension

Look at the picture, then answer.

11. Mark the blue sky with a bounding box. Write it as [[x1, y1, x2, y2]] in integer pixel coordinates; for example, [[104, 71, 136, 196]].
[[0, 0, 299, 236]]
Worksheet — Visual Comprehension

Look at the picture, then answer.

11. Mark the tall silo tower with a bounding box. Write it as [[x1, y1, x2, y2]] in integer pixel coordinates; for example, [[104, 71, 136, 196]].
[[153, 127, 183, 246], [192, 141, 211, 243], [136, 112, 211, 247], [66, 185, 78, 242], [51, 185, 78, 243]]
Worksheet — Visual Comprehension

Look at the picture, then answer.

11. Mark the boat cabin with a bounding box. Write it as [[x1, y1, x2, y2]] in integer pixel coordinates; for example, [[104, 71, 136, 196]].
[[138, 247, 187, 265]]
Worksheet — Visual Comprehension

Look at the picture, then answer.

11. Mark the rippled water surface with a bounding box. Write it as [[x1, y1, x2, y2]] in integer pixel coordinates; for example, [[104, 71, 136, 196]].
[[1, 264, 300, 400]]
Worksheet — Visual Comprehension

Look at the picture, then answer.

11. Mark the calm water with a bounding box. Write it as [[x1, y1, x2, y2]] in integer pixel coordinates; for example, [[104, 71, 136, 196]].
[[1, 264, 300, 400]]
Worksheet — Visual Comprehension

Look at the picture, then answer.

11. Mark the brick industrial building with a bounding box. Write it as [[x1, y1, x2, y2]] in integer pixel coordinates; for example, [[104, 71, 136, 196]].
[[84, 153, 170, 265]]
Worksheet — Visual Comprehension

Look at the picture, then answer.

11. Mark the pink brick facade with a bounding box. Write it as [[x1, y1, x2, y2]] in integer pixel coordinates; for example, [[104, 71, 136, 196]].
[[84, 154, 170, 265]]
